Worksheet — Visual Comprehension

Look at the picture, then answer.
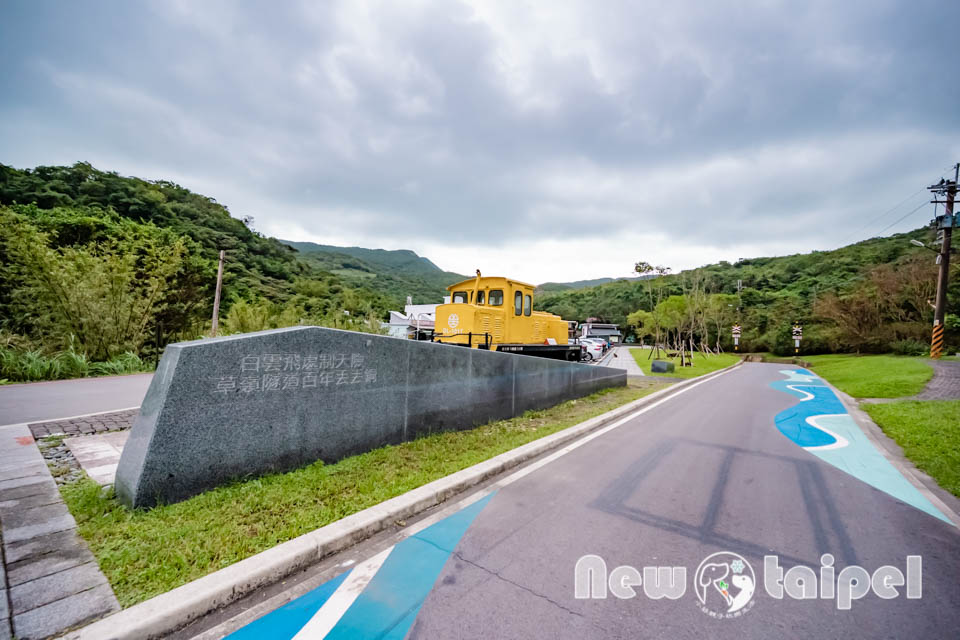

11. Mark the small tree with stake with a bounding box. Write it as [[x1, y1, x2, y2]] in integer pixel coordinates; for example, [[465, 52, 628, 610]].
[[634, 261, 671, 359]]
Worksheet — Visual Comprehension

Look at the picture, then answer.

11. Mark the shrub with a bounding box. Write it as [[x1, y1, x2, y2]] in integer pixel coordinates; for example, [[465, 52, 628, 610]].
[[889, 339, 928, 356], [88, 352, 146, 377], [0, 347, 149, 383]]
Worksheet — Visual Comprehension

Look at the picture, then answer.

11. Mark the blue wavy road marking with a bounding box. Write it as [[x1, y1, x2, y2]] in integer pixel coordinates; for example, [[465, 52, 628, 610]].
[[227, 571, 349, 640], [228, 492, 495, 639], [771, 369, 951, 525]]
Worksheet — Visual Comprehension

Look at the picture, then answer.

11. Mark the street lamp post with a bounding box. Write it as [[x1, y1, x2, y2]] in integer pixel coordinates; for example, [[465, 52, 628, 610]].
[[413, 313, 433, 339]]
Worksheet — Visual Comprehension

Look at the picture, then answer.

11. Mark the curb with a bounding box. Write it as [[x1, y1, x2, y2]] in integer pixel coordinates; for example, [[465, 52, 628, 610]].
[[62, 361, 742, 640], [22, 407, 141, 430], [815, 377, 960, 529]]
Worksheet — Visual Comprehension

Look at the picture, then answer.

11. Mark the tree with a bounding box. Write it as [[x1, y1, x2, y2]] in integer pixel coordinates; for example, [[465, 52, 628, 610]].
[[633, 261, 672, 357], [2, 209, 185, 360], [626, 309, 654, 344], [706, 294, 738, 352]]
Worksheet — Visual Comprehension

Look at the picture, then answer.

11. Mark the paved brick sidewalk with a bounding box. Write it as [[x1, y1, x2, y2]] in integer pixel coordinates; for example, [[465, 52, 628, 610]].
[[65, 432, 128, 486], [600, 346, 646, 376], [916, 360, 960, 400], [0, 425, 119, 639], [28, 409, 138, 439]]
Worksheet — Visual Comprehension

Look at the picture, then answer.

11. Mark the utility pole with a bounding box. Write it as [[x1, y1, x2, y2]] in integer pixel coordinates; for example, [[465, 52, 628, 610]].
[[929, 164, 958, 359], [210, 250, 225, 338]]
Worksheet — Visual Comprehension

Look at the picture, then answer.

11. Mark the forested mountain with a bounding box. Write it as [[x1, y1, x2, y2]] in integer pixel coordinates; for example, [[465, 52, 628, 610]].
[[536, 276, 647, 294], [535, 226, 959, 355], [283, 241, 466, 304], [283, 241, 445, 274], [0, 162, 392, 379]]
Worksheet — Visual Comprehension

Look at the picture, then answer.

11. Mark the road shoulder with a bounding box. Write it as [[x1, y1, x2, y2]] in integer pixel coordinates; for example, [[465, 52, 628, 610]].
[[818, 378, 960, 528], [64, 363, 742, 640]]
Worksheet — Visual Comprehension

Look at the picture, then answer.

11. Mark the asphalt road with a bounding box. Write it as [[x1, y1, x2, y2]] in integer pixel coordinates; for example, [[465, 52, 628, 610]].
[[408, 363, 960, 638], [0, 373, 153, 424], [193, 362, 960, 639]]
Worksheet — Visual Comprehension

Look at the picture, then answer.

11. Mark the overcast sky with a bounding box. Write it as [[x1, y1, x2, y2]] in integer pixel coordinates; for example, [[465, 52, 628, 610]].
[[2, 0, 959, 283]]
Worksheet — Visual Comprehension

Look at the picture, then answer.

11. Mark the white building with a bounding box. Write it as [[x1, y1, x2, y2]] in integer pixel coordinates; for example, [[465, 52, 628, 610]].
[[382, 297, 448, 339]]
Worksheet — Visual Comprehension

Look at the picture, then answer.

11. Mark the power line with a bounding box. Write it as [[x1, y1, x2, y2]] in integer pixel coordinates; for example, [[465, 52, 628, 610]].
[[841, 188, 927, 244], [874, 200, 931, 236], [842, 163, 956, 244]]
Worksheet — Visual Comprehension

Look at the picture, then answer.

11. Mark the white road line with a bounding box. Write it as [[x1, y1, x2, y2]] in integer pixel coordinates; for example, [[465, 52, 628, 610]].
[[785, 384, 816, 401], [803, 414, 851, 451], [292, 546, 394, 639], [404, 366, 736, 538], [289, 366, 738, 637], [181, 365, 744, 640]]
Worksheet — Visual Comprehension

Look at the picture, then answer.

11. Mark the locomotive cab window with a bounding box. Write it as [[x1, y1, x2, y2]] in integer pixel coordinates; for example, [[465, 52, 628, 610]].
[[453, 291, 468, 304], [524, 294, 531, 316], [489, 289, 503, 306], [514, 291, 523, 315], [477, 290, 485, 305]]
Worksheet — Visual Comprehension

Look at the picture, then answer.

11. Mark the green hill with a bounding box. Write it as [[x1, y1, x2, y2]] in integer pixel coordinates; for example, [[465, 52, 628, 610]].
[[284, 241, 466, 305], [536, 226, 957, 354], [537, 276, 647, 293], [283, 241, 443, 274], [0, 162, 394, 373]]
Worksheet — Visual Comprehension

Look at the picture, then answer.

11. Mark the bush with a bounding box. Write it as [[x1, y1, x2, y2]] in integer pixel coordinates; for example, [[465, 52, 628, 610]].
[[889, 339, 928, 356], [1, 207, 186, 360], [88, 352, 145, 376], [0, 347, 149, 383]]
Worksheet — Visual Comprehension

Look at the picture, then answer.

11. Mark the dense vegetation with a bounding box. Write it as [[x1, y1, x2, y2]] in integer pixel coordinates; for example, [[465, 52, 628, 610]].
[[536, 228, 960, 355], [0, 162, 393, 381]]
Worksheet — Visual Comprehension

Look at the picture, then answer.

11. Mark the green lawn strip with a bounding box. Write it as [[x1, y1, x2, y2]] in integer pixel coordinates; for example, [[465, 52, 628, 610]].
[[863, 400, 960, 497], [629, 350, 740, 379], [61, 381, 667, 607], [803, 354, 933, 398]]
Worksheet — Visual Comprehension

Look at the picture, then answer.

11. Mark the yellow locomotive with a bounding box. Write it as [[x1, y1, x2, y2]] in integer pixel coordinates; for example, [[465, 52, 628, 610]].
[[429, 272, 581, 361]]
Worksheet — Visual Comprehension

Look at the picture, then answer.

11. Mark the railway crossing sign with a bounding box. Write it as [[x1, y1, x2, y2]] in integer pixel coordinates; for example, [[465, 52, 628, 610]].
[[732, 324, 741, 350], [792, 323, 802, 353]]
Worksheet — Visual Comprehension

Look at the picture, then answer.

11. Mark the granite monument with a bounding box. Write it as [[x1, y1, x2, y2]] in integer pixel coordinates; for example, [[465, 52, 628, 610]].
[[115, 326, 626, 508]]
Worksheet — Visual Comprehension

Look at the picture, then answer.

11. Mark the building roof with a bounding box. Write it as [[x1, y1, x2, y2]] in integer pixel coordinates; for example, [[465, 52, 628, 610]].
[[585, 328, 622, 336], [404, 303, 439, 317]]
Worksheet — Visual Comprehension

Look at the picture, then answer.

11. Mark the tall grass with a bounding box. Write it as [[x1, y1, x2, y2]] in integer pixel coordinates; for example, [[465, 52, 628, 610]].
[[0, 347, 150, 383]]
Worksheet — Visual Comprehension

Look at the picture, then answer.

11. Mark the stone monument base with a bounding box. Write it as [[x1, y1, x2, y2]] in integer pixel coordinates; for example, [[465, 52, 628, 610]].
[[116, 327, 626, 508]]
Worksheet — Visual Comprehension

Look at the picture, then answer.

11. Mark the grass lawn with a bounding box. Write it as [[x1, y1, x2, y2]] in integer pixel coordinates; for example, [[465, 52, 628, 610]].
[[803, 354, 933, 398], [59, 380, 667, 607], [864, 400, 960, 497], [629, 349, 740, 379]]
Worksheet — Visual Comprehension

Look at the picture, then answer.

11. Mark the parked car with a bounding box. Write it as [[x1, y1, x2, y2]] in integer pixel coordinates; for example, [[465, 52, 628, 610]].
[[581, 337, 609, 353], [580, 340, 604, 361]]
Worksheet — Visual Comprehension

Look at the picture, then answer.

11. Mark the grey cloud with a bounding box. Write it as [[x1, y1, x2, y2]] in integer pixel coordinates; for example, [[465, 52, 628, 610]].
[[1, 0, 958, 257]]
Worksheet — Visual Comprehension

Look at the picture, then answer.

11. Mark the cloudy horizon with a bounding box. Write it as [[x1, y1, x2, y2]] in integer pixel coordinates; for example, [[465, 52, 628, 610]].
[[2, 0, 958, 283]]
